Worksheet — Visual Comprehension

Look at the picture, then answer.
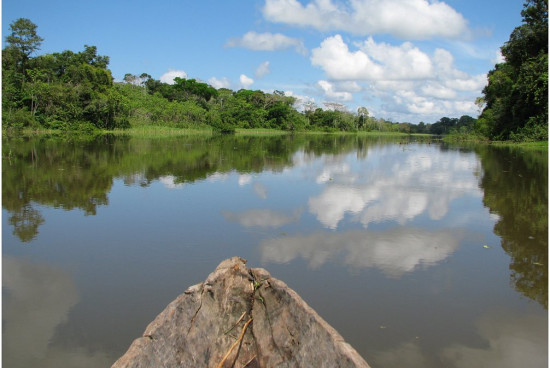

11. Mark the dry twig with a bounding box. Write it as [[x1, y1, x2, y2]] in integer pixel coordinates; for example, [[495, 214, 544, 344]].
[[216, 317, 253, 368]]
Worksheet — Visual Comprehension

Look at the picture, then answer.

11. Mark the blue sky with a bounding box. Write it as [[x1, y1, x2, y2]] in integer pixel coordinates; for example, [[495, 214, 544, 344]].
[[3, 0, 525, 123]]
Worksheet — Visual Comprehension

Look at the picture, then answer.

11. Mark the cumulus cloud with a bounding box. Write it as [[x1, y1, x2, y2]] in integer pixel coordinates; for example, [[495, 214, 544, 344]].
[[240, 74, 254, 88], [311, 35, 487, 118], [255, 61, 271, 78], [226, 31, 307, 55], [160, 69, 187, 84], [311, 35, 434, 81], [317, 80, 353, 101], [208, 76, 231, 89], [262, 0, 469, 40]]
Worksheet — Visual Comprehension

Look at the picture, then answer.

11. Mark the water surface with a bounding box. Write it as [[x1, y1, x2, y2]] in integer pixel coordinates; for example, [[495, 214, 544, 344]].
[[2, 134, 547, 367]]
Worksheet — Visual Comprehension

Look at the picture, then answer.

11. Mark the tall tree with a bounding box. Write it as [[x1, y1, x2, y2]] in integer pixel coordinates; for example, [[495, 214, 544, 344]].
[[5, 18, 44, 74], [477, 0, 548, 141]]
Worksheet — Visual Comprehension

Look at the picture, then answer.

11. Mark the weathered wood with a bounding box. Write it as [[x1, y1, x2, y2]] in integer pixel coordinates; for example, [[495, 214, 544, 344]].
[[112, 257, 370, 368]]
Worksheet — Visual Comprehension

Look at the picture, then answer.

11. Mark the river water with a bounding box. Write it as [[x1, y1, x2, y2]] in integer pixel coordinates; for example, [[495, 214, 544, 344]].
[[2, 134, 547, 367]]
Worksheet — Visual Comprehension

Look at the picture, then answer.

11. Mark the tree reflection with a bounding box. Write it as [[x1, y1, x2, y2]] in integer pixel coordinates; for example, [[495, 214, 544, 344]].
[[3, 134, 403, 242], [477, 145, 548, 308], [2, 136, 118, 242], [7, 204, 44, 242]]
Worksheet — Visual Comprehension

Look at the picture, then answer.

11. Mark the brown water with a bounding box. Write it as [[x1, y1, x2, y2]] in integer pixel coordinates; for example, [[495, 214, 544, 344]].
[[2, 134, 547, 367]]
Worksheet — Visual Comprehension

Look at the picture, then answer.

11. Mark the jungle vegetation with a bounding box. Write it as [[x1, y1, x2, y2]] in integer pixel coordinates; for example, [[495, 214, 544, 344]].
[[476, 0, 548, 141], [2, 0, 547, 140]]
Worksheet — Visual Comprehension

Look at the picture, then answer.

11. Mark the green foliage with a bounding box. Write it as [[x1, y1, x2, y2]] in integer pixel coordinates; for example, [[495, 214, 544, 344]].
[[2, 19, 129, 131], [478, 0, 548, 141], [5, 18, 43, 75]]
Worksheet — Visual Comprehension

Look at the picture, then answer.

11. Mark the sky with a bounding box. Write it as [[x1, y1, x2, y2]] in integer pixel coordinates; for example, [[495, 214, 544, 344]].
[[2, 0, 525, 124]]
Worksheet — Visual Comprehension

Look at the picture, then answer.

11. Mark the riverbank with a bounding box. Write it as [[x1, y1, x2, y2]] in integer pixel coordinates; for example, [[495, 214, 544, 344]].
[[3, 126, 547, 150]]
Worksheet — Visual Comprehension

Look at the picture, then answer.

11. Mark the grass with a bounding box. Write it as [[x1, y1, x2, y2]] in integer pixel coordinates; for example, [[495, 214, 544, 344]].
[[234, 128, 289, 135], [442, 132, 490, 143], [490, 140, 548, 150], [109, 124, 213, 137]]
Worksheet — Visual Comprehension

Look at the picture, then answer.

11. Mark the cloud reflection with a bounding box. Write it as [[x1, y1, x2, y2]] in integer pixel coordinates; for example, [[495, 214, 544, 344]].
[[371, 310, 547, 368], [3, 257, 112, 368], [308, 149, 481, 229], [373, 341, 429, 368], [440, 311, 548, 368], [260, 227, 461, 277], [253, 182, 268, 199], [159, 175, 185, 189], [223, 208, 302, 228]]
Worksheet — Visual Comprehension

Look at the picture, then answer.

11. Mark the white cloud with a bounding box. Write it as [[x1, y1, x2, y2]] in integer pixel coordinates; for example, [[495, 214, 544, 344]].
[[493, 49, 506, 64], [255, 61, 271, 78], [311, 35, 381, 80], [444, 74, 487, 92], [208, 76, 231, 89], [420, 82, 457, 100], [226, 31, 307, 55], [317, 80, 353, 101], [311, 35, 487, 119], [240, 74, 254, 88], [159, 69, 187, 84], [311, 35, 433, 81], [262, 0, 469, 40]]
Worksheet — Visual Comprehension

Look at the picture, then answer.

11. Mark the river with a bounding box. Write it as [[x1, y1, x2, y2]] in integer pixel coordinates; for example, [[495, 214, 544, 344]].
[[2, 133, 547, 367]]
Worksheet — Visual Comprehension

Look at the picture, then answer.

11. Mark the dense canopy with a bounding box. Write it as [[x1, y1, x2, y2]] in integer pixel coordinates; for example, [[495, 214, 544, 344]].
[[476, 0, 548, 141]]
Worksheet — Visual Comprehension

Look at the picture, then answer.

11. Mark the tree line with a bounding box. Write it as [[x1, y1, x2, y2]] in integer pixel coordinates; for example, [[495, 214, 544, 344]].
[[2, 0, 547, 140], [0, 18, 477, 135]]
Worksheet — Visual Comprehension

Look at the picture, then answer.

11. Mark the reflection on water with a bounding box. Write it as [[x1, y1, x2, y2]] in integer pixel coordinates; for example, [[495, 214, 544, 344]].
[[223, 208, 303, 228], [372, 309, 547, 368], [260, 228, 462, 277], [3, 257, 112, 368], [440, 310, 548, 368], [2, 134, 547, 367], [476, 145, 548, 308], [307, 146, 481, 229]]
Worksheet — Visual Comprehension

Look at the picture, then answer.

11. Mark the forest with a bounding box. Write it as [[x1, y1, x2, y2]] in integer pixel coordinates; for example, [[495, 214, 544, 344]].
[[2, 0, 547, 141]]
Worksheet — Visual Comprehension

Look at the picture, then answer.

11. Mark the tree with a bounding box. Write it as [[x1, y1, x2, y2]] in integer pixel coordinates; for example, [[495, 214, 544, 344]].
[[477, 0, 548, 141], [5, 18, 44, 74], [474, 97, 486, 114], [357, 107, 369, 129]]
